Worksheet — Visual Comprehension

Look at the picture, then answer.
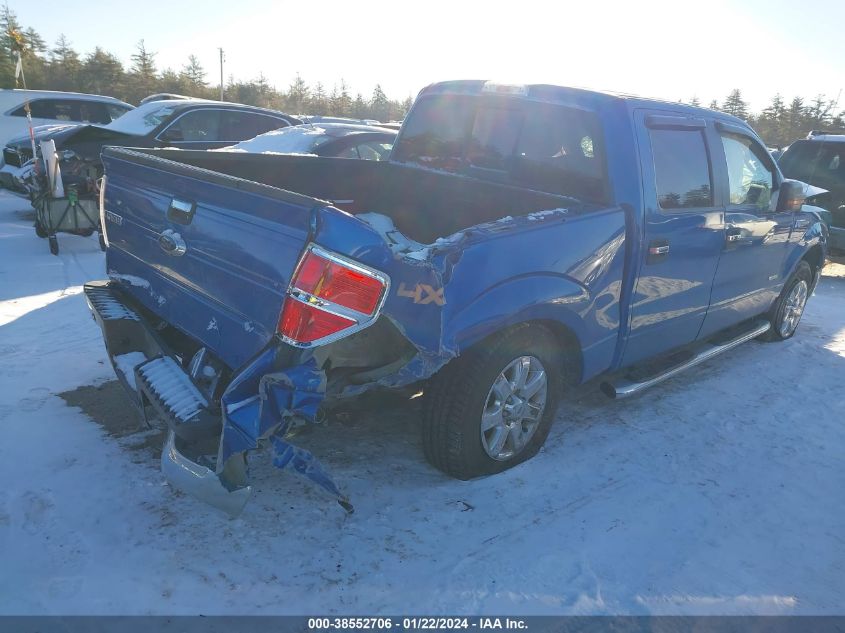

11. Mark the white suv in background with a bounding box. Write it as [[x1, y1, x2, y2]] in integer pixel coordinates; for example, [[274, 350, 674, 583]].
[[0, 89, 133, 149], [0, 90, 133, 194]]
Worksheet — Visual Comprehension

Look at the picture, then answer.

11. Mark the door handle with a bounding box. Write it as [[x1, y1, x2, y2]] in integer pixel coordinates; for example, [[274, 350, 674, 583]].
[[646, 239, 669, 264], [158, 229, 187, 256]]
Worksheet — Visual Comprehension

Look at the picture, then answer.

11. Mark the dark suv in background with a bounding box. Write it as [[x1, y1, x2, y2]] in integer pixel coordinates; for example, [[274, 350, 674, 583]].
[[0, 99, 301, 194], [779, 131, 845, 253]]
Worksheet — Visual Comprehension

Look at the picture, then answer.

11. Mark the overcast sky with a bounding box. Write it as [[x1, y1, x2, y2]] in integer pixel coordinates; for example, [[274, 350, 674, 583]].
[[9, 0, 844, 111]]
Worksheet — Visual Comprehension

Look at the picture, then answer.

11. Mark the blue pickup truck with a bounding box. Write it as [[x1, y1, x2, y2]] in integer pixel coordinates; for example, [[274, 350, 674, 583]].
[[84, 80, 827, 516]]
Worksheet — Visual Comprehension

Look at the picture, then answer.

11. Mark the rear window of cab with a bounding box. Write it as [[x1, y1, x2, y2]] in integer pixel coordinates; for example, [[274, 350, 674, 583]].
[[394, 94, 609, 203]]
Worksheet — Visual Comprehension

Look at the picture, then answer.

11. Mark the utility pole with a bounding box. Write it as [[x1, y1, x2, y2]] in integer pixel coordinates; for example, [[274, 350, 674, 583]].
[[218, 48, 224, 101]]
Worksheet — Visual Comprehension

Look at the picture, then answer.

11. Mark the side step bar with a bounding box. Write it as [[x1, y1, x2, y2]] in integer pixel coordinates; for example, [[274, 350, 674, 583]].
[[601, 320, 771, 399]]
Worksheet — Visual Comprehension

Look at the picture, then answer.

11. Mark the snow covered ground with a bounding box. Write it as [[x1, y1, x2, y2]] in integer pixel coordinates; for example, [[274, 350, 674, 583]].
[[0, 189, 843, 615]]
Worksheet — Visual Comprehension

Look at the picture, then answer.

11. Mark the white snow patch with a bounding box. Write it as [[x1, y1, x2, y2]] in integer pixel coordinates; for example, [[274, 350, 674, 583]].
[[112, 352, 147, 391], [206, 317, 218, 332], [528, 208, 568, 221], [108, 272, 150, 289], [214, 125, 326, 154]]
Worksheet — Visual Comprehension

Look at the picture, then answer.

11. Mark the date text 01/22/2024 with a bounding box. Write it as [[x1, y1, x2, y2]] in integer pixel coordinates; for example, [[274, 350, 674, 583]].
[[307, 618, 529, 630]]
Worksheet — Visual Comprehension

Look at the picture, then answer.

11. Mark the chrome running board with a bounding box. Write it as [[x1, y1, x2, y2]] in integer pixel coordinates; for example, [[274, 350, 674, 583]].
[[601, 320, 771, 399]]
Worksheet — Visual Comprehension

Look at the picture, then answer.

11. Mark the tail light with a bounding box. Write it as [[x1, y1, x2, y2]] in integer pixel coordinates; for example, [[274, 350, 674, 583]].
[[277, 245, 389, 346]]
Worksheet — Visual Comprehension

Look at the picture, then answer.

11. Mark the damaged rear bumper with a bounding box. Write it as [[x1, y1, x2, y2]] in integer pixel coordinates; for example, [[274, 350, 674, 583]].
[[84, 280, 255, 515], [161, 430, 252, 517], [84, 280, 347, 517]]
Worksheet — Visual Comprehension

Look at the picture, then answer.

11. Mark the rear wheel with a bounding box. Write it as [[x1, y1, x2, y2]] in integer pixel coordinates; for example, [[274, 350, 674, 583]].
[[422, 325, 566, 479], [48, 235, 59, 255], [759, 260, 812, 342]]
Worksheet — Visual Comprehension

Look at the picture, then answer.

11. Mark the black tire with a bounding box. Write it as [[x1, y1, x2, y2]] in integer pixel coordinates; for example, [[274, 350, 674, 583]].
[[422, 324, 567, 479], [34, 220, 48, 238], [759, 260, 812, 342], [48, 235, 59, 255]]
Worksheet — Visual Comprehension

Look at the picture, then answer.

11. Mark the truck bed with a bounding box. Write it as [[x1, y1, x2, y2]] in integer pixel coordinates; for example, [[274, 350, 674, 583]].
[[134, 148, 575, 243]]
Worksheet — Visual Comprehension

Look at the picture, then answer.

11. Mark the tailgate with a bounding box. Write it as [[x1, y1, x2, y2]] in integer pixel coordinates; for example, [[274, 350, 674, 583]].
[[101, 147, 325, 369]]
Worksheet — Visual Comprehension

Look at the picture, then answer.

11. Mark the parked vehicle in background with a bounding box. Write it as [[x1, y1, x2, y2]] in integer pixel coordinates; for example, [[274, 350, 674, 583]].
[[0, 89, 133, 148], [218, 122, 396, 159], [768, 146, 784, 161], [85, 80, 826, 517], [299, 115, 382, 126], [138, 93, 193, 105], [0, 99, 301, 195], [778, 131, 845, 253]]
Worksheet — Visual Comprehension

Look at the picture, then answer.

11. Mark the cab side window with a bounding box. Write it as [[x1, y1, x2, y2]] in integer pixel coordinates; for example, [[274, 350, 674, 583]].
[[160, 110, 221, 142], [720, 132, 774, 212], [650, 129, 713, 209]]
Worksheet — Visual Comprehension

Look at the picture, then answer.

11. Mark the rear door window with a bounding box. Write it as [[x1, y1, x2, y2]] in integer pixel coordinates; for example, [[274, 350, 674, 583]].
[[160, 109, 222, 142], [74, 101, 112, 124], [12, 99, 114, 124], [106, 103, 133, 122], [14, 99, 56, 119], [650, 129, 713, 209]]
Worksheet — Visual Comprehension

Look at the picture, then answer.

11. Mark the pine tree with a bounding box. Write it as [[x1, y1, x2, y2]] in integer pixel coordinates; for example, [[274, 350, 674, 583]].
[[785, 97, 805, 143], [688, 96, 701, 107], [329, 79, 352, 116], [128, 39, 157, 102], [287, 73, 309, 114], [0, 4, 23, 87], [369, 84, 389, 122], [721, 89, 748, 119], [181, 54, 206, 88], [400, 96, 413, 119], [708, 99, 719, 111], [352, 92, 366, 118], [310, 81, 328, 115], [80, 47, 123, 96], [47, 34, 81, 92], [805, 94, 833, 130]]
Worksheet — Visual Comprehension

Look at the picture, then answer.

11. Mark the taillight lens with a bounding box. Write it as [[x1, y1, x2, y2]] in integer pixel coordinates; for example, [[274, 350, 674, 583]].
[[295, 249, 384, 315], [277, 246, 388, 346], [278, 299, 356, 344]]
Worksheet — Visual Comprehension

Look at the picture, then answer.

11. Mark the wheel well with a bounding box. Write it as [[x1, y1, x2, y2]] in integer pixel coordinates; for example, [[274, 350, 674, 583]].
[[536, 320, 583, 386], [802, 245, 825, 274], [461, 320, 583, 387]]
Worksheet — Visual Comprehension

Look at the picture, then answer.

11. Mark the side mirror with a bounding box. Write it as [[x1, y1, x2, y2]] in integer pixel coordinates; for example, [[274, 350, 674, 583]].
[[776, 180, 806, 213]]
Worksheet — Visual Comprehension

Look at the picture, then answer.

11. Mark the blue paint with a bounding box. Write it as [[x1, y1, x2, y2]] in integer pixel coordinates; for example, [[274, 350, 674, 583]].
[[93, 80, 829, 514]]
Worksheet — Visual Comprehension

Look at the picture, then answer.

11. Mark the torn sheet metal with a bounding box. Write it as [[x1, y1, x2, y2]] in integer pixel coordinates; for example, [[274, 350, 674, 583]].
[[203, 353, 352, 515]]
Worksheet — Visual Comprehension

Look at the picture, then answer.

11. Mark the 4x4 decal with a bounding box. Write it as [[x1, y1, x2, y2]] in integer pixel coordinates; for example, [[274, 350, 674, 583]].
[[397, 282, 446, 306]]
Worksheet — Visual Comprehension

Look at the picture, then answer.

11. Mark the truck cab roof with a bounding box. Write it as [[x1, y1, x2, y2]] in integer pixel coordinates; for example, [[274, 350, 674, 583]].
[[418, 80, 750, 128]]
